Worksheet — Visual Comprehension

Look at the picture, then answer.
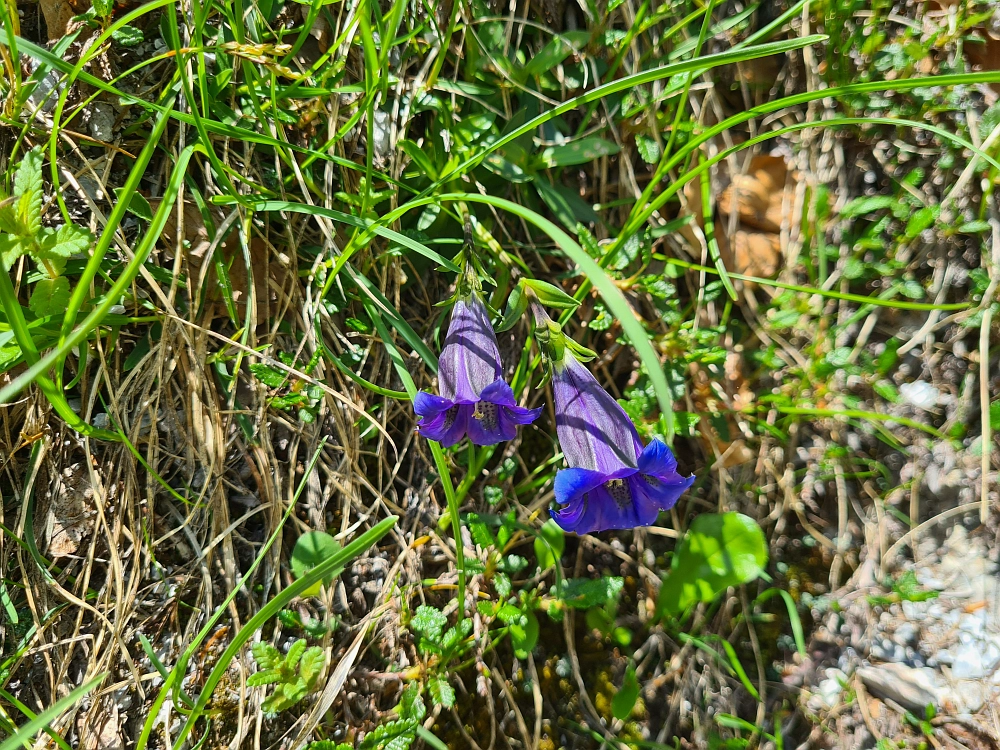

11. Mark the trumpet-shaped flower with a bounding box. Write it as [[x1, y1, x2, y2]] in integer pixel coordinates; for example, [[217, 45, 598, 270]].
[[550, 352, 694, 534], [413, 289, 541, 447]]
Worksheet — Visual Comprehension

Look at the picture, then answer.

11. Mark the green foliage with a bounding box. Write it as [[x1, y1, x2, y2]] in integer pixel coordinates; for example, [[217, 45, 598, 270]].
[[658, 513, 768, 617], [0, 149, 92, 325], [867, 571, 939, 608], [611, 662, 640, 721], [290, 531, 342, 597], [249, 639, 325, 718], [533, 519, 564, 570]]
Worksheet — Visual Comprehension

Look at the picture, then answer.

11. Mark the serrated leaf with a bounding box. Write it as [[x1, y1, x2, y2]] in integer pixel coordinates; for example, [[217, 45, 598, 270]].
[[358, 719, 418, 750], [250, 362, 288, 388], [13, 148, 42, 235], [299, 646, 325, 687], [35, 223, 92, 259], [398, 682, 426, 722], [657, 512, 767, 617], [247, 668, 283, 686], [611, 663, 640, 720], [553, 577, 624, 609], [285, 638, 307, 671], [112, 25, 144, 46], [494, 571, 512, 599], [635, 134, 660, 164], [411, 605, 447, 643], [28, 276, 70, 318], [251, 641, 282, 669], [496, 603, 524, 625], [429, 675, 455, 708], [284, 678, 309, 703], [510, 609, 539, 659], [0, 234, 28, 272], [534, 518, 564, 570], [0, 205, 18, 234], [290, 531, 342, 596]]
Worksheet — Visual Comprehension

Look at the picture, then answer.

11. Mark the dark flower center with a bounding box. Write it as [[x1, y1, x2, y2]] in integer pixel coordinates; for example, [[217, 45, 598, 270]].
[[443, 406, 460, 429], [604, 478, 632, 509], [473, 401, 498, 431]]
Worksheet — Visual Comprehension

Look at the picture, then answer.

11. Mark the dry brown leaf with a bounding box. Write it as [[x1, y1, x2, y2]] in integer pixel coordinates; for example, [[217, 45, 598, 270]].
[[44, 462, 98, 558], [78, 698, 123, 750], [39, 0, 90, 41], [679, 154, 791, 280], [152, 199, 287, 325], [718, 155, 788, 234]]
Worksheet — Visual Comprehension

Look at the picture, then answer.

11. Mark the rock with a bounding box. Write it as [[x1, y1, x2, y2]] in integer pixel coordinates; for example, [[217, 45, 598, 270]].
[[871, 638, 907, 663], [894, 622, 918, 645], [943, 680, 988, 714], [813, 668, 848, 709], [900, 381, 940, 409], [84, 102, 116, 142], [858, 663, 944, 712], [950, 640, 1000, 679]]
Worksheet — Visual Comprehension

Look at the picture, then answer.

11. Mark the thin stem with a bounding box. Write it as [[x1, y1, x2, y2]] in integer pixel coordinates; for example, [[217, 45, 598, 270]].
[[429, 441, 466, 625]]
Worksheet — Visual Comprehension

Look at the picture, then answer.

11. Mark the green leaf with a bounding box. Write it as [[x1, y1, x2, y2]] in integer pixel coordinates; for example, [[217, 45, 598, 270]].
[[251, 642, 282, 670], [840, 195, 893, 218], [411, 605, 447, 644], [28, 276, 70, 318], [497, 281, 529, 333], [553, 577, 624, 609], [509, 609, 539, 659], [534, 518, 565, 570], [534, 178, 600, 229], [92, 0, 112, 17], [113, 188, 153, 220], [290, 531, 342, 596], [299, 647, 325, 687], [523, 279, 580, 309], [0, 205, 18, 234], [538, 138, 620, 168], [0, 234, 28, 272], [399, 682, 426, 722], [611, 663, 640, 721], [657, 513, 768, 617], [111, 25, 144, 46], [250, 362, 288, 388], [905, 205, 939, 239], [494, 571, 512, 598], [284, 638, 307, 671], [429, 675, 455, 708], [247, 668, 283, 686], [636, 134, 660, 164], [990, 400, 1000, 432], [523, 31, 589, 77], [13, 148, 43, 236], [35, 223, 92, 259]]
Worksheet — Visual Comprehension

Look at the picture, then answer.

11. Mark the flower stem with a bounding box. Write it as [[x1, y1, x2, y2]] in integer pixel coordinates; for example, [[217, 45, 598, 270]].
[[428, 440, 466, 625]]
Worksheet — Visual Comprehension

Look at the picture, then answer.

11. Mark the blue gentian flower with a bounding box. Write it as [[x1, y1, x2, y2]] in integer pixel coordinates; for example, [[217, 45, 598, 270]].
[[550, 351, 694, 534], [413, 288, 541, 447]]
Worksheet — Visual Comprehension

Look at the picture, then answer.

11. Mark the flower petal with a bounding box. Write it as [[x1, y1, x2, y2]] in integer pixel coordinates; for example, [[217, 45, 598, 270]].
[[553, 354, 643, 473], [637, 439, 679, 477], [554, 467, 609, 507], [438, 292, 503, 403], [417, 402, 470, 447], [504, 404, 543, 425], [467, 400, 517, 445], [413, 391, 454, 418]]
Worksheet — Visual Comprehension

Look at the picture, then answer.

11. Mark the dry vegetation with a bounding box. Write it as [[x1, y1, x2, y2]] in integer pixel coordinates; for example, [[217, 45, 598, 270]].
[[1, 0, 1000, 748]]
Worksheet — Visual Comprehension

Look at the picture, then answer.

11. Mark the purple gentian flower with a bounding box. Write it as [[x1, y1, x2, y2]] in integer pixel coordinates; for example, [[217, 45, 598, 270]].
[[550, 352, 694, 534], [413, 289, 541, 447]]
